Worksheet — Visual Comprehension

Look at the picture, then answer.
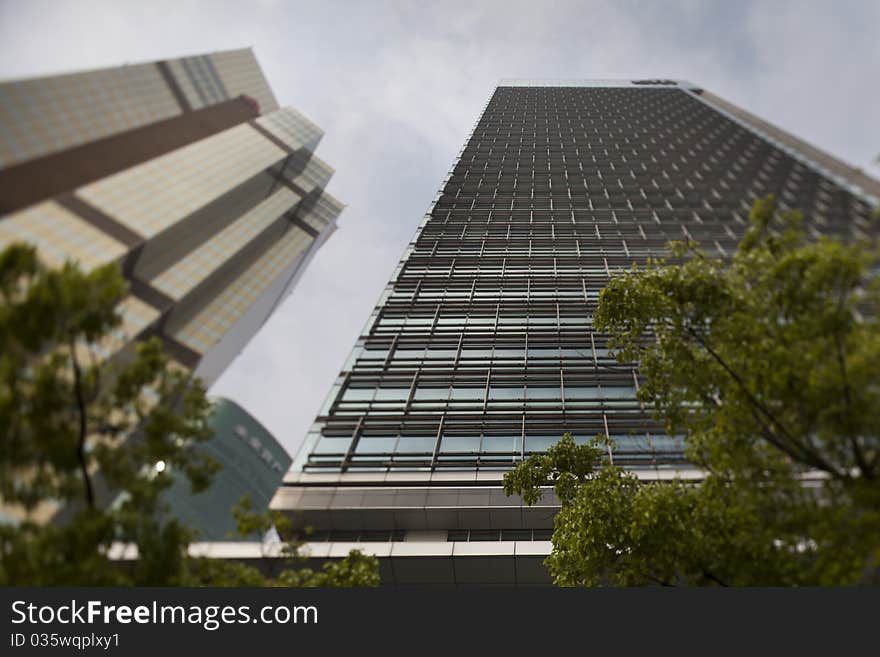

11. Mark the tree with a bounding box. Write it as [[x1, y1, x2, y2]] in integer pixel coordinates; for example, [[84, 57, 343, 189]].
[[504, 196, 880, 586], [0, 243, 378, 586]]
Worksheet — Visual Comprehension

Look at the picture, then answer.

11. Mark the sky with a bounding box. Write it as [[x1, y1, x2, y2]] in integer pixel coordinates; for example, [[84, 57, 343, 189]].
[[1, 0, 878, 456]]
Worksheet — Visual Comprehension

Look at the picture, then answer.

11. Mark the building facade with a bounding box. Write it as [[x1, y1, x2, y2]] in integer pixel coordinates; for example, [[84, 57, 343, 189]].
[[163, 397, 291, 541], [270, 79, 878, 586], [0, 49, 343, 385]]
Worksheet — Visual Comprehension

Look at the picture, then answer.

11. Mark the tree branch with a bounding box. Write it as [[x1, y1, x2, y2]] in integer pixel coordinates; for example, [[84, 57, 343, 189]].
[[69, 338, 95, 508], [647, 573, 677, 587], [832, 288, 872, 479], [86, 345, 103, 406], [686, 326, 846, 479], [701, 569, 729, 587]]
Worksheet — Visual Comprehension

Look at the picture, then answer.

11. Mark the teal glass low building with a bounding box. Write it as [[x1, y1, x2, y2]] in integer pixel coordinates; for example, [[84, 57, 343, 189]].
[[165, 397, 291, 541]]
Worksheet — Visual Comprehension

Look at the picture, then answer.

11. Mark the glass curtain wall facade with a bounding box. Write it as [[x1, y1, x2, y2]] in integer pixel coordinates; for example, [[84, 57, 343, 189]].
[[272, 80, 879, 586]]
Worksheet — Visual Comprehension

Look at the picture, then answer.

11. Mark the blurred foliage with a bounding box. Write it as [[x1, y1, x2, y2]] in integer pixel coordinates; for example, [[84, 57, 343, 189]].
[[0, 243, 378, 587]]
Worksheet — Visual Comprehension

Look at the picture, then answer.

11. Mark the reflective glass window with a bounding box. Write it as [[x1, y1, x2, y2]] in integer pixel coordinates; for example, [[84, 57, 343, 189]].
[[525, 435, 561, 452], [395, 436, 436, 453], [414, 386, 449, 400], [355, 436, 397, 453], [482, 436, 518, 452], [450, 387, 485, 401], [565, 386, 600, 399], [312, 437, 352, 454], [488, 387, 524, 401], [374, 387, 410, 401], [526, 386, 561, 400], [440, 436, 481, 453], [342, 387, 375, 401]]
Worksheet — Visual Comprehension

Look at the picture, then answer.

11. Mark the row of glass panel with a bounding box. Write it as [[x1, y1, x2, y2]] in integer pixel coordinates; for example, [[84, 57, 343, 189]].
[[397, 269, 618, 276], [438, 190, 703, 199], [406, 248, 727, 258], [362, 328, 608, 341], [311, 432, 682, 456], [413, 234, 704, 243], [340, 385, 637, 403], [400, 250, 724, 261], [387, 291, 600, 300], [434, 199, 680, 210], [415, 229, 734, 238], [408, 250, 660, 259], [426, 207, 741, 218], [376, 314, 593, 327], [355, 347, 610, 361]]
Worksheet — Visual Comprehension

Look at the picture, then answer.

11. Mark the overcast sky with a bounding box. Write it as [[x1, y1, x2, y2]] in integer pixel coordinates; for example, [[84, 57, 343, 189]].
[[1, 0, 878, 456]]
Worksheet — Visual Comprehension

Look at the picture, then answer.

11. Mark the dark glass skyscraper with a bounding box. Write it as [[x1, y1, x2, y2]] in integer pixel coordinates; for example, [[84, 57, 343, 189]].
[[272, 80, 879, 586]]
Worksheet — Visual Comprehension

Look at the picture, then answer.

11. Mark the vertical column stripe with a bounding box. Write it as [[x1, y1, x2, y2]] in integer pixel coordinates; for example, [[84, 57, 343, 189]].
[[155, 61, 192, 112], [180, 57, 209, 107], [203, 55, 229, 99]]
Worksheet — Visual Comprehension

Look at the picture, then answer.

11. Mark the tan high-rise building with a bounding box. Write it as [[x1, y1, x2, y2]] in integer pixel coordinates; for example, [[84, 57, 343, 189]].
[[0, 48, 343, 385]]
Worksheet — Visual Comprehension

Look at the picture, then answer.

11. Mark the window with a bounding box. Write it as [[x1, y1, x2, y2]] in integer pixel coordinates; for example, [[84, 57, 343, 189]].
[[355, 436, 397, 454], [565, 386, 600, 399], [482, 436, 519, 452], [425, 348, 458, 360], [395, 436, 436, 453], [341, 387, 375, 401], [526, 386, 561, 400], [488, 387, 524, 401], [392, 349, 424, 360], [602, 385, 637, 399], [525, 435, 560, 452], [312, 437, 351, 454], [414, 386, 449, 401], [460, 348, 492, 360], [440, 436, 481, 453], [528, 348, 558, 359], [450, 387, 485, 401], [374, 387, 410, 401]]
